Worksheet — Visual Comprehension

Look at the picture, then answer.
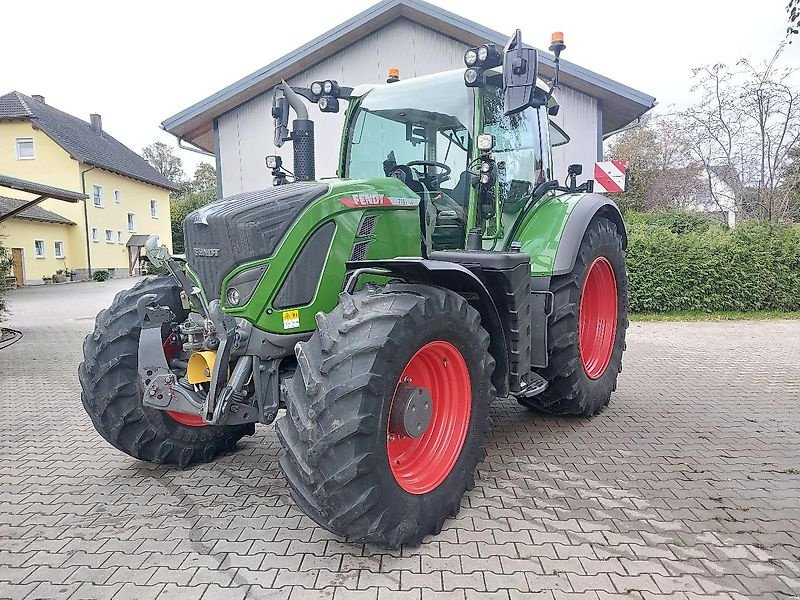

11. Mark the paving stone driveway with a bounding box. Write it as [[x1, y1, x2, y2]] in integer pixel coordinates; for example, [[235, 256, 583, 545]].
[[1, 279, 799, 600]]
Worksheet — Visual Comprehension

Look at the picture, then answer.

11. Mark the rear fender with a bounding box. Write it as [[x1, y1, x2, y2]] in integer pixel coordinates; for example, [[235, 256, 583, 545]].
[[346, 259, 510, 397], [513, 192, 627, 276], [553, 194, 626, 275]]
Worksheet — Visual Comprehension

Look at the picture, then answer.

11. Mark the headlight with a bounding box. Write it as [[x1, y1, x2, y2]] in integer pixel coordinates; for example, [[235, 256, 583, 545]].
[[477, 45, 489, 63], [265, 155, 282, 170], [224, 265, 267, 308], [464, 49, 478, 66], [477, 134, 495, 152], [464, 68, 485, 87], [319, 95, 339, 113], [226, 287, 241, 306], [323, 80, 334, 94], [480, 173, 491, 185], [310, 81, 323, 96], [480, 161, 492, 173]]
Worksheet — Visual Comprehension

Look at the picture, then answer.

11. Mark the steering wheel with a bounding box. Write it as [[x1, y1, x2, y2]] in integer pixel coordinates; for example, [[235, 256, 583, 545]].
[[405, 160, 452, 187]]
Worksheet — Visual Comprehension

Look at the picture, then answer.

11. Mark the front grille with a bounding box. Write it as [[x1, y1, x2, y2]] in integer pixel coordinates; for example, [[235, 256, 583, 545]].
[[350, 241, 370, 262], [357, 214, 378, 237]]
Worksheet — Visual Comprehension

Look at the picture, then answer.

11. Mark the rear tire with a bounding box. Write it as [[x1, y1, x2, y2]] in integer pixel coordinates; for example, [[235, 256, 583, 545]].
[[78, 276, 253, 467], [519, 216, 627, 416], [277, 283, 496, 547]]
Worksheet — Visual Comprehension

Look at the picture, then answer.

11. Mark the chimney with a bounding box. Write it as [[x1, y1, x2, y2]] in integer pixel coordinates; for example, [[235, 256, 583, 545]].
[[90, 113, 102, 134], [32, 94, 45, 104]]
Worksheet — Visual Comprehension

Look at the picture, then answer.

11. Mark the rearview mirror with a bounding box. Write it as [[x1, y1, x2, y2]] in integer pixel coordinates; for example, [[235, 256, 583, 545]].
[[503, 30, 538, 116], [272, 90, 290, 147]]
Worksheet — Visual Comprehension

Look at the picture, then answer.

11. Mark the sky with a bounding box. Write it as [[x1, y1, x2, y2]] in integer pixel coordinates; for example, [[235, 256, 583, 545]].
[[1, 0, 797, 175]]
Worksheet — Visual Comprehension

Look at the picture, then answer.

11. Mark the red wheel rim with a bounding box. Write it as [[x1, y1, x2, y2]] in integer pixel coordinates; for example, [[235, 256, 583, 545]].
[[161, 333, 206, 427], [579, 257, 618, 379], [387, 341, 471, 495]]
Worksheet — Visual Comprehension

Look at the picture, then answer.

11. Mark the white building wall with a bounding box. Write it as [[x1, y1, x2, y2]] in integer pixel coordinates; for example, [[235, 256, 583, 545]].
[[550, 87, 600, 185], [217, 18, 602, 196]]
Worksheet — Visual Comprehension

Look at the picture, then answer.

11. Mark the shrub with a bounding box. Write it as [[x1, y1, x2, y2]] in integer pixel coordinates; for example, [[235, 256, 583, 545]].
[[625, 210, 725, 234], [0, 242, 12, 318], [92, 270, 111, 282], [627, 218, 800, 313]]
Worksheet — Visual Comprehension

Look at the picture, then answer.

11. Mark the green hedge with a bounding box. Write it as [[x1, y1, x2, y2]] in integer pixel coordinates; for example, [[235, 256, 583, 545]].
[[627, 215, 800, 313]]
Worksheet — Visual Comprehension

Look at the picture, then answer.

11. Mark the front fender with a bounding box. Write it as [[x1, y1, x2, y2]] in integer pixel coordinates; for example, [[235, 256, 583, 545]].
[[512, 192, 626, 276], [346, 258, 510, 397]]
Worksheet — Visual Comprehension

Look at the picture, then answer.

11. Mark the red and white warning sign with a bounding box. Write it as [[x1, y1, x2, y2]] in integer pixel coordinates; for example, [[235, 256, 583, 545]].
[[593, 160, 628, 193]]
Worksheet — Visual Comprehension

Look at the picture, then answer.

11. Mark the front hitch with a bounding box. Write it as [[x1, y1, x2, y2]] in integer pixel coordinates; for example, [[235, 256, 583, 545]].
[[136, 295, 206, 419]]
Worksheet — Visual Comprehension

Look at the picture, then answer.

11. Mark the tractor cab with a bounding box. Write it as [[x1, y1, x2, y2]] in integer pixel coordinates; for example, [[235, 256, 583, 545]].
[[343, 69, 564, 252]]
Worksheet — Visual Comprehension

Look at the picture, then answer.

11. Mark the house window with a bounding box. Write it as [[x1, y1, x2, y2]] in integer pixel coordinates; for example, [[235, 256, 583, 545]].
[[150, 199, 159, 218], [114, 190, 121, 204], [34, 239, 45, 258], [127, 213, 136, 232], [16, 137, 34, 160], [92, 185, 103, 207], [117, 231, 123, 244], [91, 227, 99, 242], [105, 229, 114, 243], [54, 241, 65, 258]]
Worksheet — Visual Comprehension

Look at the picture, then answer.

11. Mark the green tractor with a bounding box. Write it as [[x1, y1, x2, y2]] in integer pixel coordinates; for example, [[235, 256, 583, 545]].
[[80, 31, 628, 547]]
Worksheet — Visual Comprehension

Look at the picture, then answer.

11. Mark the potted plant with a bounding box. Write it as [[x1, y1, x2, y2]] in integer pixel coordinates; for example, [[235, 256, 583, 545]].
[[53, 269, 66, 283], [42, 275, 52, 284]]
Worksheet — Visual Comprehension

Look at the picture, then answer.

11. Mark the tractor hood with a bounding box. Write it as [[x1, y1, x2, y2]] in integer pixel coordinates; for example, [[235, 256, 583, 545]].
[[184, 182, 330, 300]]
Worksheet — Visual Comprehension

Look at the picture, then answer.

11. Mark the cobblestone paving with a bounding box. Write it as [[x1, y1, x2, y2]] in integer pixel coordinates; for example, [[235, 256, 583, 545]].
[[1, 279, 799, 599]]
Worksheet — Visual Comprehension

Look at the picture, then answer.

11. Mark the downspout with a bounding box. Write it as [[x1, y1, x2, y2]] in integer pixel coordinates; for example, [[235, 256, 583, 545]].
[[80, 166, 96, 278]]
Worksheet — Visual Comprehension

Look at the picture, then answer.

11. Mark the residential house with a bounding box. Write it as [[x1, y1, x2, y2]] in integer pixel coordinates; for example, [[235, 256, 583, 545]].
[[690, 166, 738, 227], [0, 92, 177, 285]]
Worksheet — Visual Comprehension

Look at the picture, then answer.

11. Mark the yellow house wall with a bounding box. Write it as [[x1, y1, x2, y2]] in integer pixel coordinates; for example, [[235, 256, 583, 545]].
[[0, 219, 74, 284], [82, 169, 173, 273], [1, 120, 173, 278]]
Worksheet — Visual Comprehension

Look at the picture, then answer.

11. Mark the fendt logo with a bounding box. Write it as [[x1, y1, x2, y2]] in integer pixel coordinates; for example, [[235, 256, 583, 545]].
[[194, 247, 220, 257], [338, 194, 419, 208], [350, 192, 388, 206]]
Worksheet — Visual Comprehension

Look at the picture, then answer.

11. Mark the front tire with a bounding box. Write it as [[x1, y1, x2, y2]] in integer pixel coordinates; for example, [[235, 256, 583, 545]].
[[520, 216, 628, 416], [277, 283, 496, 547], [78, 276, 253, 467]]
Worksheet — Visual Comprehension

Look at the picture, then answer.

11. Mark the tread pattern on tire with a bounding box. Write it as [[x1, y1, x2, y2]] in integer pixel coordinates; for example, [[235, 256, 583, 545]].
[[79, 276, 252, 467], [277, 283, 496, 547], [520, 217, 628, 416]]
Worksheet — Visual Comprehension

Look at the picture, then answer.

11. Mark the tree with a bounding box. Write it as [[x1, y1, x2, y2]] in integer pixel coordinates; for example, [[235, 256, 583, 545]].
[[788, 0, 799, 37], [142, 142, 185, 185], [170, 163, 218, 253], [679, 48, 800, 223], [605, 114, 691, 212], [189, 162, 217, 193]]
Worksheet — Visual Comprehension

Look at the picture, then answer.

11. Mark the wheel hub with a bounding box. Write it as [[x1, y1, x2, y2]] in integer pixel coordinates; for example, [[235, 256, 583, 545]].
[[387, 341, 472, 495], [578, 256, 618, 379], [389, 384, 433, 439]]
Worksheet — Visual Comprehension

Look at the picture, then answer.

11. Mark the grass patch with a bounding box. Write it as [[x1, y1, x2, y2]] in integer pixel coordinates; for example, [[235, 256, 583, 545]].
[[630, 310, 800, 322]]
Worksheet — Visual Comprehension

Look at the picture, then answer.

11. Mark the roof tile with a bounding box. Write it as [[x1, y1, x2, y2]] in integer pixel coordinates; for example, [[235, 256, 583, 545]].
[[0, 196, 76, 225], [0, 92, 178, 191]]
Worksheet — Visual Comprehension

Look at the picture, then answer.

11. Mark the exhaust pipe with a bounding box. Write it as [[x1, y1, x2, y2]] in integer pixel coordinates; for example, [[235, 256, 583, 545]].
[[281, 80, 315, 181]]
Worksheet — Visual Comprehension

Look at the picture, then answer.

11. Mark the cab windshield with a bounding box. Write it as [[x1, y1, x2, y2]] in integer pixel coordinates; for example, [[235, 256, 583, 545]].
[[346, 71, 474, 249]]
